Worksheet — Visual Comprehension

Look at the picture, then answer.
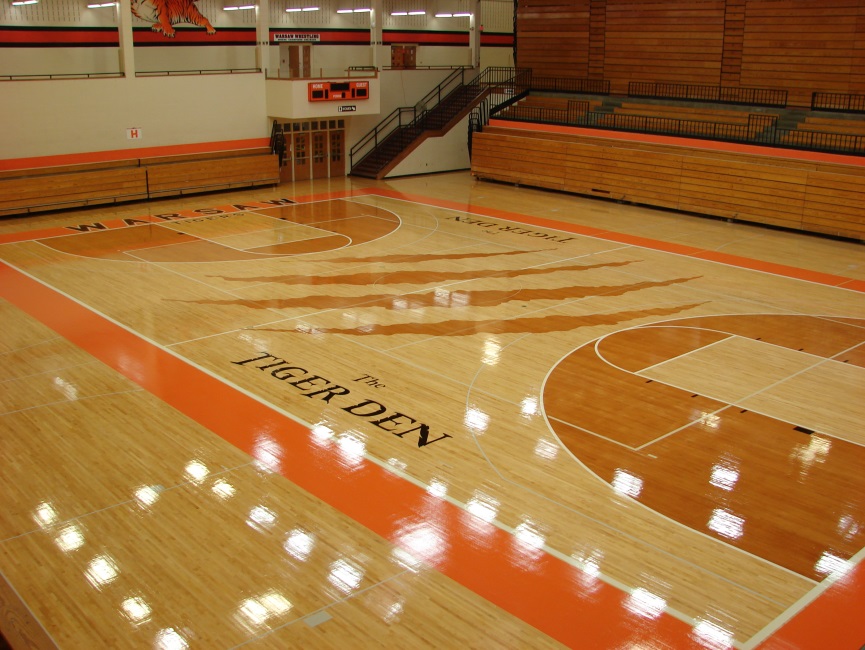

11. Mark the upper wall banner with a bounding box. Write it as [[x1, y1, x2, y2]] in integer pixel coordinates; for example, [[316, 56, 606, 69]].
[[130, 0, 216, 38]]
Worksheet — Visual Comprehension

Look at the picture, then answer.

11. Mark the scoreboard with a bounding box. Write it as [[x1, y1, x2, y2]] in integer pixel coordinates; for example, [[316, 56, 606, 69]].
[[308, 81, 369, 102]]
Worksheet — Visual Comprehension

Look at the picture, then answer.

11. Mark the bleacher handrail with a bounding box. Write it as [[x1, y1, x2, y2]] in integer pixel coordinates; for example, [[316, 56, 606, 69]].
[[811, 92, 865, 114], [468, 70, 532, 153], [628, 81, 788, 108], [777, 128, 865, 154], [493, 105, 864, 156], [529, 76, 610, 95]]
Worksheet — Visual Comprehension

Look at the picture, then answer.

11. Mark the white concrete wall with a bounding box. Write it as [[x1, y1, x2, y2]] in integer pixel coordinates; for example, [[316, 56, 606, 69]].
[[0, 73, 268, 160], [0, 0, 514, 166], [387, 115, 471, 177]]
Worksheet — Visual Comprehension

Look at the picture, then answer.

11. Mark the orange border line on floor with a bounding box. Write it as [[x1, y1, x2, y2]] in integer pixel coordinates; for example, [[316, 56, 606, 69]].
[[6, 188, 856, 292], [2, 191, 864, 649], [755, 555, 865, 649], [0, 260, 698, 649], [370, 189, 865, 293]]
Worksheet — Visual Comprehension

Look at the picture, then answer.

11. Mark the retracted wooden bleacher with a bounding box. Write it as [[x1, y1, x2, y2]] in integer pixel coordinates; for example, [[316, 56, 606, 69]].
[[471, 123, 865, 241], [144, 148, 279, 198], [0, 160, 148, 218], [0, 148, 279, 217]]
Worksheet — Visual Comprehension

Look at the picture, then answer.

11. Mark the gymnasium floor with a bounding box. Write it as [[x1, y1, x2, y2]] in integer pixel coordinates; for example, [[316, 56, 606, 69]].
[[1, 171, 864, 649]]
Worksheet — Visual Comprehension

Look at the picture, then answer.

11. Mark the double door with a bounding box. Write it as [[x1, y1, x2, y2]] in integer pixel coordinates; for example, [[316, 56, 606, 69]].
[[279, 44, 311, 79], [283, 124, 345, 182]]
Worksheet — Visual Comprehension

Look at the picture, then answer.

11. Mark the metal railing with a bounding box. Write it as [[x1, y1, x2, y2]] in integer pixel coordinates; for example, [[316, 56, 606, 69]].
[[349, 67, 467, 170], [0, 72, 124, 81], [137, 68, 261, 77], [529, 76, 610, 95], [495, 100, 592, 126], [270, 121, 287, 167], [350, 66, 529, 171], [492, 104, 865, 155], [467, 69, 532, 153], [381, 65, 472, 72], [776, 128, 865, 154], [1, 68, 261, 81], [811, 92, 865, 114], [581, 112, 779, 144], [268, 66, 379, 80], [628, 81, 788, 108]]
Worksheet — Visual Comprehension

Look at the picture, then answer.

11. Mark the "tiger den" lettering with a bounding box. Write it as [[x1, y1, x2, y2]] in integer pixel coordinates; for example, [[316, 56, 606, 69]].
[[232, 351, 452, 448]]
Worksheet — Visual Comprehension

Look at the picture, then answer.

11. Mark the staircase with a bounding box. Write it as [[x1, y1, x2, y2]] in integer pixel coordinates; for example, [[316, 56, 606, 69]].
[[350, 67, 529, 180], [350, 123, 426, 179]]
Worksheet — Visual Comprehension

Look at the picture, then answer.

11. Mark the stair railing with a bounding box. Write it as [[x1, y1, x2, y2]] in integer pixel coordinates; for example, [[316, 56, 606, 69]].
[[467, 68, 532, 154], [270, 120, 287, 168], [350, 67, 531, 172], [350, 68, 467, 170]]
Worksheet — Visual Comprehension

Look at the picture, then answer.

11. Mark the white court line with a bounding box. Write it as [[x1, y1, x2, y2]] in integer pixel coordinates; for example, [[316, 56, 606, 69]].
[[589, 321, 865, 450], [370, 192, 865, 295], [6, 194, 862, 647], [741, 544, 865, 650]]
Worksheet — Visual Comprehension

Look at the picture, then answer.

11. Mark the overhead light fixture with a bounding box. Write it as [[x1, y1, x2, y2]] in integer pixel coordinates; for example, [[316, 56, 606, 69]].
[[435, 12, 471, 17], [11, 0, 39, 5], [286, 5, 318, 10], [224, 3, 255, 9], [408, 10, 425, 14], [391, 10, 425, 15], [337, 7, 370, 12], [87, 2, 116, 6]]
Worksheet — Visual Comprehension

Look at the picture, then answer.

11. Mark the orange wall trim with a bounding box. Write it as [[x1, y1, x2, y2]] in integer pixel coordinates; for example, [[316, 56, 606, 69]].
[[488, 119, 865, 168], [0, 138, 272, 172]]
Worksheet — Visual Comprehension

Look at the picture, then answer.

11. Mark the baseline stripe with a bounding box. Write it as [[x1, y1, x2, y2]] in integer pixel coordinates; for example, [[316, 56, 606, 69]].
[[0, 259, 697, 649]]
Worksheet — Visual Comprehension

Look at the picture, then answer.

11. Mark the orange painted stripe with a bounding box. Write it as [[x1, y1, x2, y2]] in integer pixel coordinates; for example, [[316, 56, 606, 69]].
[[3, 188, 859, 294], [0, 138, 271, 172], [488, 119, 865, 167], [2, 192, 865, 647], [372, 189, 865, 293], [756, 558, 865, 650], [0, 260, 700, 649]]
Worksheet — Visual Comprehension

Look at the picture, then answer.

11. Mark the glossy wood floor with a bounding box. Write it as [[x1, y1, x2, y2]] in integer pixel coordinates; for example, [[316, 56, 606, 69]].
[[1, 171, 864, 649]]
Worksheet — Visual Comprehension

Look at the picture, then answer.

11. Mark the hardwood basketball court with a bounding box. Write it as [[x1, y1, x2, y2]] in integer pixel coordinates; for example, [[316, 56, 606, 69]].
[[1, 171, 863, 649]]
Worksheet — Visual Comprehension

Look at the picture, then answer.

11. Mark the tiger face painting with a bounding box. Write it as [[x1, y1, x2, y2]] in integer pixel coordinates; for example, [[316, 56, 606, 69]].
[[130, 0, 216, 37]]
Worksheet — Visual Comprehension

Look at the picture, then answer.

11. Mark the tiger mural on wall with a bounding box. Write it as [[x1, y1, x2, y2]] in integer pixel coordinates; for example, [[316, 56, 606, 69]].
[[130, 0, 217, 37]]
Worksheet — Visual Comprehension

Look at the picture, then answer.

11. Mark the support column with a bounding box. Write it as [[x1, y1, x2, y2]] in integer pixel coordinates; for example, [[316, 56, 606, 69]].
[[469, 0, 481, 69], [116, 0, 135, 77], [370, 0, 382, 69], [256, 0, 270, 75]]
